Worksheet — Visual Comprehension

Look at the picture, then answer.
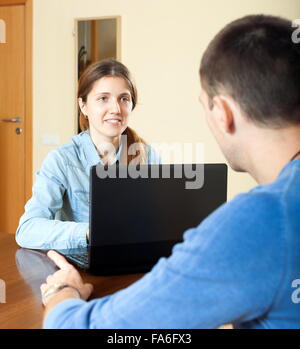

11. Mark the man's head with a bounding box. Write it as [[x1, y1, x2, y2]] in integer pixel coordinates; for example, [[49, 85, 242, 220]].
[[199, 15, 300, 171]]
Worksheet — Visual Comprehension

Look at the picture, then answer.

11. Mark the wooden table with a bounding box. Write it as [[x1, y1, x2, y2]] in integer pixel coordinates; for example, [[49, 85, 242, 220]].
[[0, 233, 143, 329]]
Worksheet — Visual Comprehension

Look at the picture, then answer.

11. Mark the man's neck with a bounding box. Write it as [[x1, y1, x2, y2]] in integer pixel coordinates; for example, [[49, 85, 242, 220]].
[[244, 126, 300, 185]]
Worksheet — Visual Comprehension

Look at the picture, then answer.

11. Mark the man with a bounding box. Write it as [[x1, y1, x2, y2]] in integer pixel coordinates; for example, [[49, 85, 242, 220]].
[[41, 15, 300, 329]]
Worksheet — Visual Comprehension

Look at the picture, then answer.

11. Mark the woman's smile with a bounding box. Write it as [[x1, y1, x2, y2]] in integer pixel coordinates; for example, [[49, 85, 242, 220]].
[[104, 118, 122, 126]]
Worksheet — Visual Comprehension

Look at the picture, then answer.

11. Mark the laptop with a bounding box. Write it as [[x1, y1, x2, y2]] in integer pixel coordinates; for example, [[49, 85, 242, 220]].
[[57, 163, 227, 275]]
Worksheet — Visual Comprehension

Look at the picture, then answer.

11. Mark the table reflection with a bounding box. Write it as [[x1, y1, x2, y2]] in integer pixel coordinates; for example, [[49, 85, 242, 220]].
[[15, 248, 57, 300]]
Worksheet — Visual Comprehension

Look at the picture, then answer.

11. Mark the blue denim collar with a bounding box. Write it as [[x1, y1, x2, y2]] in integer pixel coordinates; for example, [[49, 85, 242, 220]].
[[78, 130, 123, 168]]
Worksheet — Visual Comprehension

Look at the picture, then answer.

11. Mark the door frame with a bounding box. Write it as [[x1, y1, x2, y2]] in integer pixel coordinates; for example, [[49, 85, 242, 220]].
[[0, 0, 32, 200]]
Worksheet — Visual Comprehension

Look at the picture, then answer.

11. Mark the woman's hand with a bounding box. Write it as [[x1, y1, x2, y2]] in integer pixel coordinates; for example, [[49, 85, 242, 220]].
[[40, 250, 93, 316]]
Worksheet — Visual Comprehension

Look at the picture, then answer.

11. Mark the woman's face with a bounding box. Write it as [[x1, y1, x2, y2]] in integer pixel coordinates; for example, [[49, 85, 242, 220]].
[[79, 76, 133, 141]]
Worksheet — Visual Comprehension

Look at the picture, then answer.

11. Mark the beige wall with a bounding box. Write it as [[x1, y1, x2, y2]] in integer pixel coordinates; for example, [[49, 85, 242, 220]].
[[33, 0, 300, 199]]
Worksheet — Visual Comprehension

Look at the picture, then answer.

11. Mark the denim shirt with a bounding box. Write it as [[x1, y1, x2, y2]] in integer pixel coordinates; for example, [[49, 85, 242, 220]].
[[16, 131, 161, 249]]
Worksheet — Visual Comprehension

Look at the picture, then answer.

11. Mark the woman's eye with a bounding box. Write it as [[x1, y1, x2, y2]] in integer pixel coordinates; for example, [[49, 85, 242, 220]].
[[98, 96, 108, 102], [121, 97, 130, 103]]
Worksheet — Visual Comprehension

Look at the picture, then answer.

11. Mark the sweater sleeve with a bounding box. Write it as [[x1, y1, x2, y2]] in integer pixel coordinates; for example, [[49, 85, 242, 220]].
[[16, 149, 88, 250], [44, 191, 285, 329]]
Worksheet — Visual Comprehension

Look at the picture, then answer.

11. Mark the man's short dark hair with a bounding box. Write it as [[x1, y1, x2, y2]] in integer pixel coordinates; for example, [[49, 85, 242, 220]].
[[200, 15, 300, 127]]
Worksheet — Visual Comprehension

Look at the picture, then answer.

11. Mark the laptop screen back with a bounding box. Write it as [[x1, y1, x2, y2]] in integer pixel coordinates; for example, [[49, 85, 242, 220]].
[[90, 164, 227, 247]]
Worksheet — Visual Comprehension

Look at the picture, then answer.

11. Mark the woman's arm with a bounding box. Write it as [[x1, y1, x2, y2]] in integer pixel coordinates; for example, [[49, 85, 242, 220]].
[[16, 149, 88, 250]]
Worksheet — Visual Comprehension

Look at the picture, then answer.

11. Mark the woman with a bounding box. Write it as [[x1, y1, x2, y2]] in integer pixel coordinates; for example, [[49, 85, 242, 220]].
[[16, 59, 161, 249]]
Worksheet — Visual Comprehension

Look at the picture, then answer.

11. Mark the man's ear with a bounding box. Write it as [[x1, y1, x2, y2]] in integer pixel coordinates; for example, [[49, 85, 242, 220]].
[[78, 98, 87, 116], [211, 96, 235, 134]]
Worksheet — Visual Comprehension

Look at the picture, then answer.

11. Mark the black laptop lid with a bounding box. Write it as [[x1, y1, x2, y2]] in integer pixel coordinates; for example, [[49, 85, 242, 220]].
[[90, 164, 227, 247]]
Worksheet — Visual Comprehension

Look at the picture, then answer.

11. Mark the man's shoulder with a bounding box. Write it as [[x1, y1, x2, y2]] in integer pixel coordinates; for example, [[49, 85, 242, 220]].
[[220, 188, 281, 218], [248, 162, 300, 213], [194, 187, 283, 242], [199, 173, 298, 242]]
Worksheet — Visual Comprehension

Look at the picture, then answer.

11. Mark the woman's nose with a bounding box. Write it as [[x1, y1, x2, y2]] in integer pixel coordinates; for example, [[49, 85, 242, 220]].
[[109, 99, 121, 114]]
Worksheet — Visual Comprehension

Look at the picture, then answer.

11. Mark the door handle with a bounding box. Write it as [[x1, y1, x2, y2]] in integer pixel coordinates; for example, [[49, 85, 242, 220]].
[[0, 117, 22, 123]]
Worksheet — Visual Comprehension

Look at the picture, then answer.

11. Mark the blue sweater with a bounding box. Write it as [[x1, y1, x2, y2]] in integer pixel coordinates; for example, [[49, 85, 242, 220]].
[[44, 159, 300, 329]]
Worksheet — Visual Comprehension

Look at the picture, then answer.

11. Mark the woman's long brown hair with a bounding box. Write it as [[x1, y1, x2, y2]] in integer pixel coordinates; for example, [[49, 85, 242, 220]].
[[78, 59, 148, 164]]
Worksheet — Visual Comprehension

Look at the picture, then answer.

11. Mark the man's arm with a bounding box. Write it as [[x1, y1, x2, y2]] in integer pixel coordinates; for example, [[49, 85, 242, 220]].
[[42, 192, 284, 329], [41, 250, 93, 319]]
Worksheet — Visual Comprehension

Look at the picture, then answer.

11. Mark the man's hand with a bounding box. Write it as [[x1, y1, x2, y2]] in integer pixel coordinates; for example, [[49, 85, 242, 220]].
[[40, 250, 93, 316]]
